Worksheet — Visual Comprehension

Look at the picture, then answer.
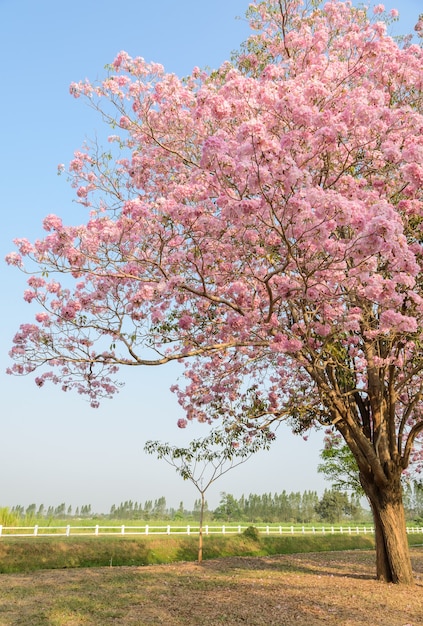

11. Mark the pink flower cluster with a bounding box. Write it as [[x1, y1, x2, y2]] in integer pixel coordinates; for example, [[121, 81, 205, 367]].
[[6, 0, 423, 479]]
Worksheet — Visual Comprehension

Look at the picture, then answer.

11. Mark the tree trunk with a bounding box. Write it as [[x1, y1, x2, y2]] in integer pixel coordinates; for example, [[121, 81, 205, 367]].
[[361, 475, 414, 584], [198, 492, 205, 564]]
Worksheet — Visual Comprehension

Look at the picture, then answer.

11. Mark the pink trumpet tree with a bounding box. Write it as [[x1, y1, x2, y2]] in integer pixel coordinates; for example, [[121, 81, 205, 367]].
[[6, 1, 423, 583]]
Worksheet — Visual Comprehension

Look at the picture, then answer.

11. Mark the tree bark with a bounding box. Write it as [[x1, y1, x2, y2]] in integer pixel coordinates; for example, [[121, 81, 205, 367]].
[[198, 491, 205, 564], [361, 475, 414, 584]]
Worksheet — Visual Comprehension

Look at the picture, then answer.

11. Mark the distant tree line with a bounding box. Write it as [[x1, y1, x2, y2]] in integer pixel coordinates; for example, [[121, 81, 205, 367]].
[[110, 497, 169, 520], [10, 503, 93, 519], [5, 490, 363, 524], [6, 484, 423, 524], [109, 486, 423, 523], [106, 490, 364, 523], [211, 490, 365, 524]]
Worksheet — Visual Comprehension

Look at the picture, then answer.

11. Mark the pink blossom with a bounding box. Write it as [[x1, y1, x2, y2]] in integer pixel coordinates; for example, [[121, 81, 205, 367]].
[[42, 215, 63, 231], [13, 238, 34, 255], [23, 290, 37, 303], [77, 186, 89, 198], [178, 314, 193, 330], [113, 51, 131, 70], [119, 116, 130, 129], [69, 82, 81, 98], [46, 281, 61, 294], [177, 418, 188, 429], [27, 276, 46, 289], [35, 312, 51, 324], [5, 252, 23, 266], [60, 301, 81, 320], [379, 310, 417, 334]]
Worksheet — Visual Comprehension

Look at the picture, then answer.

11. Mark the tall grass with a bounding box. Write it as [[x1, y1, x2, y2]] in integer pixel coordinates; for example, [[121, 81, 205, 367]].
[[0, 506, 43, 527], [0, 507, 23, 526]]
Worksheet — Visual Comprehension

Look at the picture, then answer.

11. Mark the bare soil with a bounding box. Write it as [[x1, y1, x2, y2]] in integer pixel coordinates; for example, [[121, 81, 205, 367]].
[[0, 549, 422, 625]]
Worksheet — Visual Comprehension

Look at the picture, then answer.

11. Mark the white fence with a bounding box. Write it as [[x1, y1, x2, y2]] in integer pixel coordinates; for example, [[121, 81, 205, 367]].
[[0, 524, 422, 538]]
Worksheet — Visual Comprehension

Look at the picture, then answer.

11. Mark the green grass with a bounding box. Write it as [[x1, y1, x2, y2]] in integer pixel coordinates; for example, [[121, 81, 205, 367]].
[[0, 531, 402, 574], [0, 523, 422, 574]]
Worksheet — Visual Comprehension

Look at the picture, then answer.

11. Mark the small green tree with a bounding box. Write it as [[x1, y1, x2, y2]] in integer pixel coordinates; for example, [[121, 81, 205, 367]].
[[315, 489, 358, 523], [318, 435, 364, 497], [213, 493, 243, 522], [145, 426, 272, 563]]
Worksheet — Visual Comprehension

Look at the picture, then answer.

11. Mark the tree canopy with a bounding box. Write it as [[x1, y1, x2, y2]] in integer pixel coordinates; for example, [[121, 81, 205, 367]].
[[6, 0, 423, 583]]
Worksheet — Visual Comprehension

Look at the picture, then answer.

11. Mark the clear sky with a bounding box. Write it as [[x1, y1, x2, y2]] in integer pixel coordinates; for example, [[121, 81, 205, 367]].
[[0, 0, 420, 514]]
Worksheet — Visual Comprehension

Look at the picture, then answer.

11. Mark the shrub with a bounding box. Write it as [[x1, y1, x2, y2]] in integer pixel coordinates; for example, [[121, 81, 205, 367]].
[[243, 526, 260, 542]]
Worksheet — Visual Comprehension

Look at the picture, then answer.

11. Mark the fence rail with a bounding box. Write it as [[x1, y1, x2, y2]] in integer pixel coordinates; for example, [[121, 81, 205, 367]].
[[0, 524, 422, 538]]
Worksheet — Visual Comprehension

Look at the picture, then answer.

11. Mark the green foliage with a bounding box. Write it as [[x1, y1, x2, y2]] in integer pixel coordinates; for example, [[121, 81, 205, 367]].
[[214, 493, 243, 522], [144, 425, 272, 491], [403, 481, 423, 521], [0, 507, 21, 526], [318, 438, 364, 496], [315, 489, 361, 523], [213, 490, 321, 523], [243, 525, 260, 542], [110, 497, 169, 520]]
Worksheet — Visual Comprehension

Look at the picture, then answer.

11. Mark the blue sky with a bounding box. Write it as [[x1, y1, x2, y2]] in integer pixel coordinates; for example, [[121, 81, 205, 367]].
[[1, 0, 420, 514]]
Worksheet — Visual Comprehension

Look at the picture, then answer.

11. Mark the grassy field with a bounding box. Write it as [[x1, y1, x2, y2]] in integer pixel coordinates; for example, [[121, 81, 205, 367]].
[[0, 531, 423, 574], [0, 533, 379, 573], [0, 548, 422, 625]]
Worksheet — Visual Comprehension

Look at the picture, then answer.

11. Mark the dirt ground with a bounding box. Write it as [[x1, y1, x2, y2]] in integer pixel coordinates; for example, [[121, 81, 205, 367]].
[[0, 549, 422, 625]]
